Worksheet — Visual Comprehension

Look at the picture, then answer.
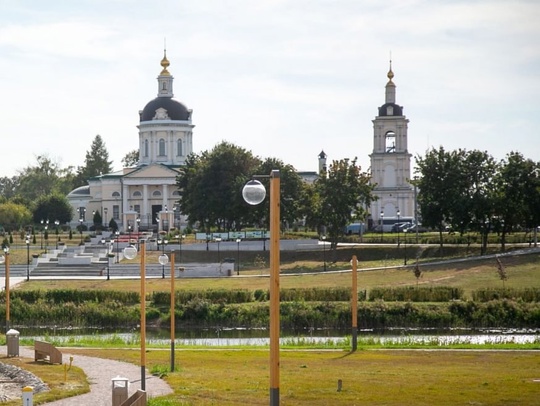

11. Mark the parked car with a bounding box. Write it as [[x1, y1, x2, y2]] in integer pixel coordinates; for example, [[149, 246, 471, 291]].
[[404, 224, 428, 233], [391, 222, 413, 233]]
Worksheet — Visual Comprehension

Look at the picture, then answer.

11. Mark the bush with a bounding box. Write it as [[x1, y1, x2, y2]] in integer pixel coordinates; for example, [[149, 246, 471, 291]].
[[369, 286, 464, 302]]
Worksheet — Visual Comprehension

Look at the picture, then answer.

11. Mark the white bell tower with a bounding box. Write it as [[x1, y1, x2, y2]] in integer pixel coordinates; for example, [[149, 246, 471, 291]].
[[369, 61, 414, 224]]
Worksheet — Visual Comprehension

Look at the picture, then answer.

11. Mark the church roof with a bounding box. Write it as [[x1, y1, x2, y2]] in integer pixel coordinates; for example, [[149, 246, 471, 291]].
[[139, 97, 190, 122], [378, 102, 403, 117], [67, 185, 90, 197]]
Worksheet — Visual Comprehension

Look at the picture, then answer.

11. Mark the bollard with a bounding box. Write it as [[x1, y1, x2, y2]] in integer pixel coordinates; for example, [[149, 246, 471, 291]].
[[337, 379, 343, 392], [22, 386, 33, 406]]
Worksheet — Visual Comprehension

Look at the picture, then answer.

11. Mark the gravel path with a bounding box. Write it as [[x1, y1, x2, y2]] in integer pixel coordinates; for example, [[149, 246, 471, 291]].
[[1, 346, 173, 405]]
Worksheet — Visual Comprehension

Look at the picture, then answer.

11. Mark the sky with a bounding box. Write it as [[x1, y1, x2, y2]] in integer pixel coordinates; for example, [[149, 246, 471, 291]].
[[0, 0, 538, 178]]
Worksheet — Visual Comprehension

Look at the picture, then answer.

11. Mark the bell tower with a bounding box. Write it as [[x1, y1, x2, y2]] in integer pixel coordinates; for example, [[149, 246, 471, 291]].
[[369, 61, 414, 224]]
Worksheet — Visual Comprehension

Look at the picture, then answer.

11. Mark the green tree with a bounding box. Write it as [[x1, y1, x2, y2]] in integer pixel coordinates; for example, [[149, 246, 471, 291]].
[[122, 149, 139, 167], [415, 147, 465, 247], [0, 176, 20, 201], [460, 150, 498, 255], [16, 155, 72, 202], [493, 152, 538, 250], [93, 210, 103, 230], [74, 135, 113, 187], [310, 158, 374, 250], [0, 202, 32, 231], [177, 142, 262, 231], [250, 158, 308, 230], [32, 194, 73, 225]]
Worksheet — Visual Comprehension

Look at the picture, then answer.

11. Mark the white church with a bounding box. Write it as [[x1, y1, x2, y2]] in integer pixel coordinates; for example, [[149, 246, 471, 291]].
[[68, 55, 414, 233], [68, 52, 193, 232]]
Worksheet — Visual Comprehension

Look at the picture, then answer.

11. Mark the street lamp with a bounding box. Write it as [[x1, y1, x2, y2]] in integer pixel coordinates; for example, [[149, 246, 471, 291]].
[[236, 238, 241, 275], [243, 170, 281, 406], [55, 220, 60, 249], [351, 255, 358, 351], [397, 209, 401, 248], [322, 235, 327, 272], [176, 234, 185, 263], [215, 237, 222, 265], [0, 247, 10, 330], [115, 231, 120, 263], [123, 242, 146, 390], [79, 218, 84, 245], [25, 236, 30, 281], [40, 219, 44, 249], [158, 238, 168, 278], [380, 211, 384, 243], [44, 220, 49, 253]]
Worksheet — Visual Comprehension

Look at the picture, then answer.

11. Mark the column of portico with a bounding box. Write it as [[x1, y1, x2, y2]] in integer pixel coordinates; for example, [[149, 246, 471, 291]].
[[122, 183, 129, 230], [143, 184, 149, 228], [163, 184, 169, 209]]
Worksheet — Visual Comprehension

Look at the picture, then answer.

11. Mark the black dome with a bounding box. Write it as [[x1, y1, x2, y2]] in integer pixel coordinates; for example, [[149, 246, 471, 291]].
[[378, 102, 403, 117], [140, 97, 190, 122]]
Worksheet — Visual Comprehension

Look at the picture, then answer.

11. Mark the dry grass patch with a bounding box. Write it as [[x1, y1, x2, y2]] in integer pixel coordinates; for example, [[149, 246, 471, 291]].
[[0, 356, 89, 405]]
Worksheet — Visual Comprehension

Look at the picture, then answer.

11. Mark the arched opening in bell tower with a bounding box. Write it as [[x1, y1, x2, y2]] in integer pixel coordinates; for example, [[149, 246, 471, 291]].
[[385, 130, 396, 153]]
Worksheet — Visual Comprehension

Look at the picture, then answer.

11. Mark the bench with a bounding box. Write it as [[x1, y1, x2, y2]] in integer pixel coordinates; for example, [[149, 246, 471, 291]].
[[34, 340, 63, 364]]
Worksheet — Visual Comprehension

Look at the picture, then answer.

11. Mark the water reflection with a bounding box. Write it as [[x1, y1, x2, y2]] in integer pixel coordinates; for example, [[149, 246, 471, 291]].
[[16, 326, 540, 346]]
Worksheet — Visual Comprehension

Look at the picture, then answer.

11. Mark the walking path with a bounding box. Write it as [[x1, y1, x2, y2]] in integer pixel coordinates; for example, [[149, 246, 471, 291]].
[[1, 346, 173, 405]]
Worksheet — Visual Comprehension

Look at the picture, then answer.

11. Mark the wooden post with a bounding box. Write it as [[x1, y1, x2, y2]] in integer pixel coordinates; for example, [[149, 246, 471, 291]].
[[351, 255, 358, 351]]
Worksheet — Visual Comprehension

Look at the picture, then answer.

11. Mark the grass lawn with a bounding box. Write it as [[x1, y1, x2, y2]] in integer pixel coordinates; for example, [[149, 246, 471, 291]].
[[15, 251, 540, 299], [55, 348, 540, 405]]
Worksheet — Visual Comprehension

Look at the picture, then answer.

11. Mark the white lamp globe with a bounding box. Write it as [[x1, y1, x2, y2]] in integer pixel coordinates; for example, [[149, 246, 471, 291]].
[[242, 180, 266, 205], [123, 245, 138, 260], [158, 254, 169, 265]]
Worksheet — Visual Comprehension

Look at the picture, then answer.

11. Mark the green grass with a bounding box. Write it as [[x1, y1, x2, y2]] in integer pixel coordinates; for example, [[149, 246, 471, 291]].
[[59, 347, 540, 406], [15, 251, 540, 299]]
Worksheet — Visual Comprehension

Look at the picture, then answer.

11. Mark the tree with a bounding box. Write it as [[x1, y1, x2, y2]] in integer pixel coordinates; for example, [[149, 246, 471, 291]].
[[0, 202, 32, 231], [250, 158, 308, 230], [93, 210, 103, 230], [493, 152, 538, 250], [122, 149, 139, 167], [177, 142, 262, 231], [0, 176, 20, 201], [74, 135, 113, 187], [16, 155, 73, 202], [310, 158, 374, 250], [32, 194, 73, 225], [415, 147, 466, 247]]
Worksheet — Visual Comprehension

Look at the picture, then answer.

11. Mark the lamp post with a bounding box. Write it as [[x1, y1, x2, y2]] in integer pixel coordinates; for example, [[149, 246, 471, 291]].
[[351, 255, 358, 351], [79, 218, 83, 245], [322, 235, 327, 272], [44, 220, 49, 253], [40, 219, 44, 249], [236, 238, 241, 275], [215, 237, 222, 265], [0, 247, 10, 331], [25, 236, 30, 281], [176, 234, 184, 264], [115, 231, 120, 263], [55, 220, 60, 249], [168, 252, 176, 372], [243, 170, 281, 406], [136, 218, 141, 250], [380, 211, 384, 243], [396, 209, 401, 248], [404, 227, 408, 265], [158, 239, 168, 278], [123, 242, 146, 390], [128, 222, 132, 246]]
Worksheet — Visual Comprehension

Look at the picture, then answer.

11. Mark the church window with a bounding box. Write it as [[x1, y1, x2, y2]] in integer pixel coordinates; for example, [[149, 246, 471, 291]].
[[385, 131, 396, 153], [152, 190, 162, 197], [172, 190, 181, 197], [112, 191, 120, 198], [113, 205, 120, 220], [144, 140, 149, 157], [159, 139, 166, 156], [134, 204, 141, 214], [176, 139, 183, 156], [386, 105, 394, 115], [133, 191, 142, 198], [162, 82, 166, 91]]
